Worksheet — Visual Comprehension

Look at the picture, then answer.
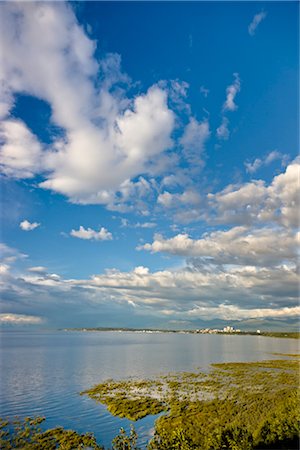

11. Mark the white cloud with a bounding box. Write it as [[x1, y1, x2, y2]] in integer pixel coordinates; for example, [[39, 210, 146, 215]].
[[70, 225, 113, 241], [0, 119, 43, 178], [0, 264, 9, 274], [245, 158, 262, 174], [157, 190, 201, 209], [245, 150, 288, 174], [0, 313, 44, 325], [209, 161, 299, 228], [1, 248, 298, 326], [187, 304, 300, 321], [216, 117, 230, 140], [223, 73, 240, 112], [0, 243, 28, 263], [216, 74, 240, 141], [164, 79, 190, 114], [105, 176, 155, 213], [265, 150, 283, 165], [20, 220, 40, 231], [38, 85, 174, 205], [0, 2, 175, 207], [248, 11, 267, 36], [120, 218, 156, 229], [180, 118, 210, 165], [89, 263, 299, 315], [139, 226, 297, 267], [28, 266, 47, 273], [134, 222, 157, 229], [120, 218, 130, 228]]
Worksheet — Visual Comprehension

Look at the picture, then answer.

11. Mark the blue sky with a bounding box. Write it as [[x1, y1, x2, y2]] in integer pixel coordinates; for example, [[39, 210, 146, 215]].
[[0, 1, 298, 330]]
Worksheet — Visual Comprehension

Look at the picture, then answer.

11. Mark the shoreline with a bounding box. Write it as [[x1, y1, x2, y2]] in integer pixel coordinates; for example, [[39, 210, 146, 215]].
[[62, 328, 300, 339]]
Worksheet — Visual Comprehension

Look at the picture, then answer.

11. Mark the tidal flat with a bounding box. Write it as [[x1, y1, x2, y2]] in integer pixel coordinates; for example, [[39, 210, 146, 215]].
[[1, 331, 299, 449], [81, 354, 300, 449]]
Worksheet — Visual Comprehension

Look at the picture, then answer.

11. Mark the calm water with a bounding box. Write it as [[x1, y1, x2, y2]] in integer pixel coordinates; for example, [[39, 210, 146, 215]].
[[0, 330, 299, 448]]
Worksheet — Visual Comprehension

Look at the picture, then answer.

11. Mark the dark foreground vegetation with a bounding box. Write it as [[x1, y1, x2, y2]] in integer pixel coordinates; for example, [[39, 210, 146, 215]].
[[0, 417, 138, 450], [1, 355, 299, 449]]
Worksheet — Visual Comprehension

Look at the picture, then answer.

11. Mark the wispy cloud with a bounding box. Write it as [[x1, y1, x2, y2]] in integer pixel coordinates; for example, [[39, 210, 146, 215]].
[[223, 73, 241, 112], [28, 266, 47, 273], [70, 225, 113, 241], [248, 11, 267, 36], [216, 73, 240, 141], [180, 118, 210, 165], [216, 117, 230, 140], [19, 220, 40, 231], [120, 218, 157, 229], [200, 86, 209, 98], [0, 313, 44, 325], [245, 150, 289, 174]]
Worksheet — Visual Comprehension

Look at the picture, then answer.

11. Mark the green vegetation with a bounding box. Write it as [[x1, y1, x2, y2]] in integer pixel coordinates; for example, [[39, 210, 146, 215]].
[[257, 331, 300, 339], [0, 417, 103, 449], [81, 379, 168, 421], [83, 355, 300, 449], [2, 355, 299, 449], [0, 417, 142, 450], [112, 426, 139, 450]]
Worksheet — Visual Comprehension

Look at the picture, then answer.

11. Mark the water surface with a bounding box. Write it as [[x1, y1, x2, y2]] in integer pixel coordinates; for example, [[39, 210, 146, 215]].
[[0, 330, 298, 448]]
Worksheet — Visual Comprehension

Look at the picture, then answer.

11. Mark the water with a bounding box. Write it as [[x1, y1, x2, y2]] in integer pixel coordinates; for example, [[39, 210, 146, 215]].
[[0, 330, 299, 448]]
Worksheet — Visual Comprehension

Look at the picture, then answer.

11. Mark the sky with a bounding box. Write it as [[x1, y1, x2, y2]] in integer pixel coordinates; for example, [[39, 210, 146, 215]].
[[0, 1, 299, 330]]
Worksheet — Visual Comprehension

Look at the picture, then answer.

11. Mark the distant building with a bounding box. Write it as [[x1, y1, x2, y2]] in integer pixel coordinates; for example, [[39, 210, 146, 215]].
[[257, 329, 261, 334], [223, 326, 235, 333]]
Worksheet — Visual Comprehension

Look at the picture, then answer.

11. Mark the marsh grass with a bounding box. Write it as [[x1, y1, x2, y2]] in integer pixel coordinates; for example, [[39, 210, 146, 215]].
[[83, 355, 300, 449], [1, 355, 299, 449]]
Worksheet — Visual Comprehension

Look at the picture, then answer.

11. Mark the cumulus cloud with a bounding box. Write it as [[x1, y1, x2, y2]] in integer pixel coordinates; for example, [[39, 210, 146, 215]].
[[156, 189, 202, 223], [0, 2, 175, 207], [0, 259, 298, 327], [19, 220, 40, 231], [0, 119, 43, 178], [139, 226, 297, 267], [187, 304, 300, 321], [0, 313, 44, 325], [70, 225, 113, 241], [155, 161, 298, 227], [157, 190, 201, 209], [0, 2, 297, 330], [248, 11, 267, 36], [208, 161, 299, 228]]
